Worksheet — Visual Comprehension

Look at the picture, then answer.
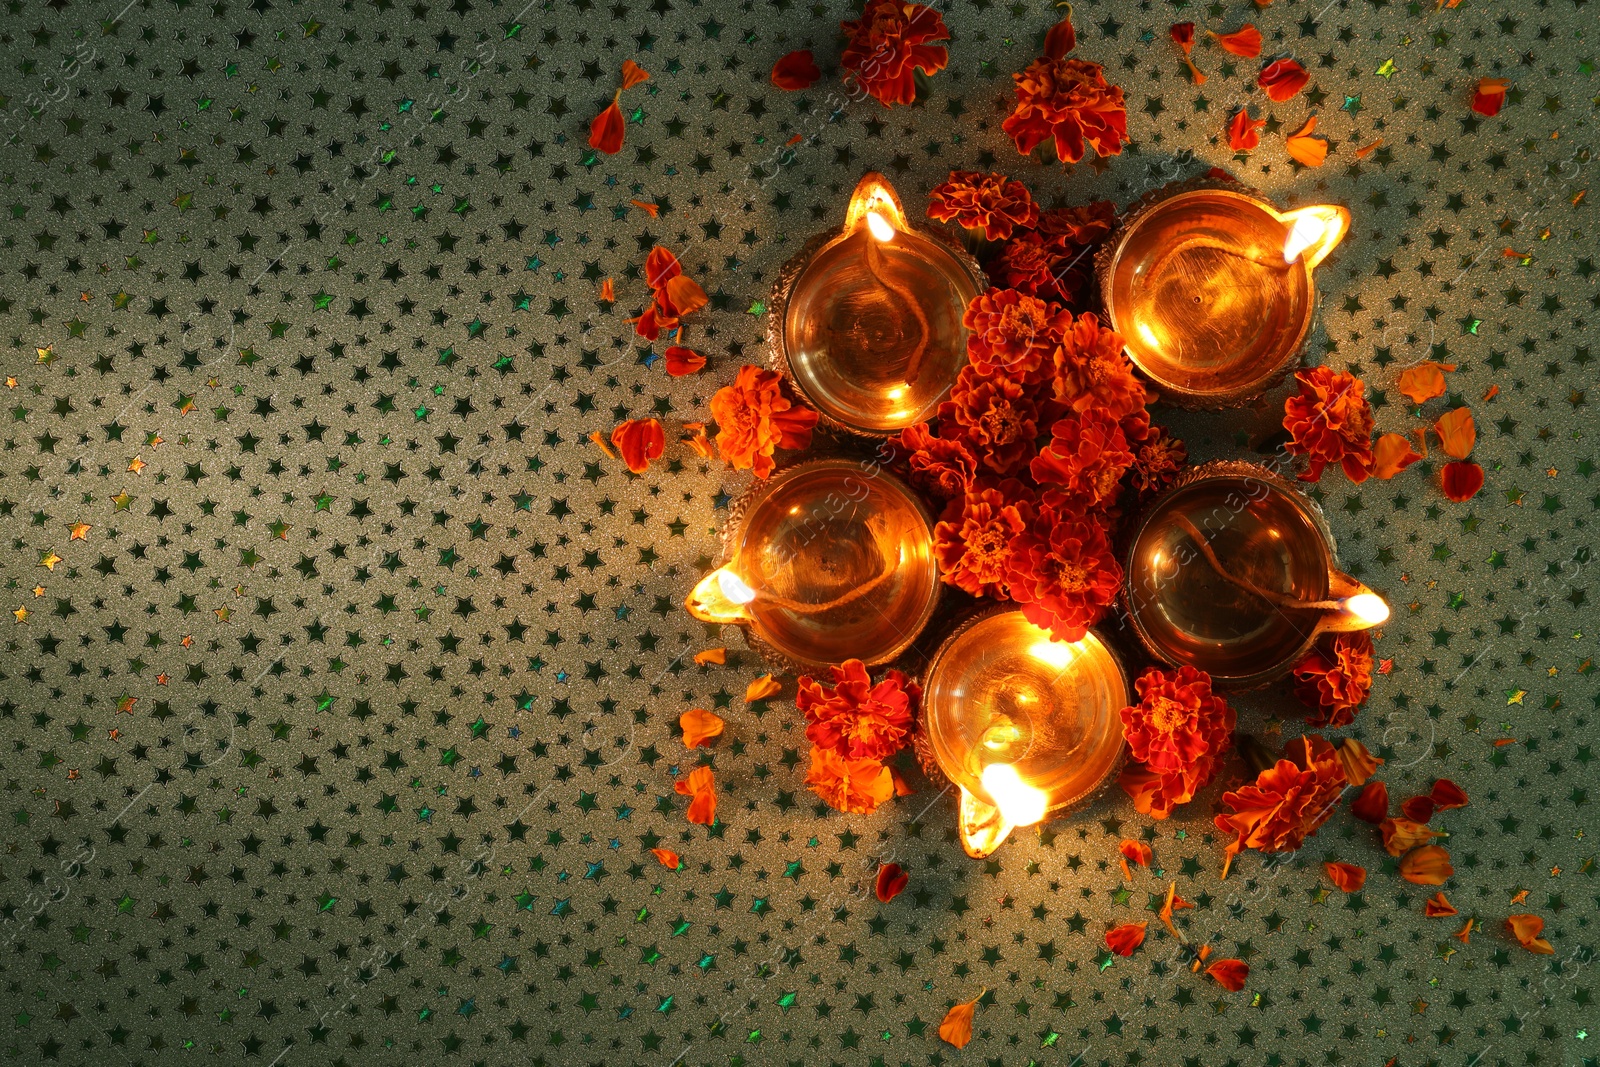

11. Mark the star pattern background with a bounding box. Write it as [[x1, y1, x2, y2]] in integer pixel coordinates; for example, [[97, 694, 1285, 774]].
[[0, 0, 1595, 1063]]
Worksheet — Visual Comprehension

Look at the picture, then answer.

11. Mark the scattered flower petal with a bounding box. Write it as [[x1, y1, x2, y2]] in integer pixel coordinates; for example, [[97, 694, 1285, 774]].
[[1258, 57, 1310, 102], [1398, 361, 1454, 405], [1285, 115, 1329, 167], [1506, 914, 1554, 954], [1373, 432, 1423, 480], [1401, 795, 1436, 823], [620, 59, 651, 90], [679, 708, 725, 749], [1424, 891, 1457, 917], [1352, 780, 1389, 824], [610, 418, 666, 474], [1434, 407, 1476, 459], [874, 862, 909, 903], [587, 97, 626, 154], [1399, 844, 1454, 885], [1105, 921, 1147, 956], [1228, 107, 1265, 151], [664, 345, 707, 377], [1440, 460, 1485, 502], [692, 647, 726, 667], [938, 993, 982, 1049], [745, 674, 782, 703], [770, 49, 821, 91], [1211, 25, 1263, 57], [1471, 77, 1510, 117], [674, 766, 717, 825], [1430, 779, 1469, 811], [651, 848, 681, 870], [1044, 11, 1076, 59], [1380, 816, 1438, 855], [1324, 861, 1366, 893], [1334, 738, 1384, 787], [1206, 958, 1249, 991]]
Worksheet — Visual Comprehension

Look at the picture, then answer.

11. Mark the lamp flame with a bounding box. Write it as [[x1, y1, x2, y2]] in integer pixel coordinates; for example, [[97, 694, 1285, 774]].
[[1342, 592, 1389, 627], [684, 566, 758, 625], [716, 569, 757, 605], [865, 210, 895, 243], [842, 172, 909, 237], [1280, 205, 1349, 270], [980, 763, 1049, 828]]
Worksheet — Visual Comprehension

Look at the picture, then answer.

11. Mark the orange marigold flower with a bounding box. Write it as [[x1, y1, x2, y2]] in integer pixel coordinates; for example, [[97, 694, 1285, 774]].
[[1257, 57, 1310, 102], [1430, 778, 1468, 811], [796, 658, 919, 762], [1399, 844, 1454, 885], [927, 171, 1040, 242], [1105, 921, 1147, 957], [1324, 861, 1366, 892], [1291, 631, 1373, 728], [1118, 665, 1234, 819], [674, 766, 717, 825], [679, 708, 725, 749], [961, 287, 1066, 378], [839, 0, 950, 108], [1215, 735, 1347, 869], [1333, 738, 1383, 787], [1003, 56, 1128, 164], [1506, 914, 1554, 954], [1052, 311, 1149, 421], [709, 365, 819, 479], [1206, 959, 1249, 991], [664, 345, 707, 377], [1397, 360, 1454, 405], [892, 421, 978, 500], [1038, 200, 1118, 251], [1379, 816, 1439, 856], [1440, 460, 1484, 502], [939, 366, 1043, 477], [1032, 409, 1136, 514], [1424, 891, 1457, 917], [1211, 25, 1263, 57], [770, 49, 821, 91], [874, 862, 908, 902], [1121, 412, 1188, 497], [932, 478, 1032, 598], [1006, 504, 1122, 643], [805, 744, 894, 814], [610, 418, 666, 474], [1228, 107, 1265, 151], [1372, 432, 1423, 480], [1282, 365, 1375, 483], [1471, 77, 1510, 117], [1352, 779, 1388, 823]]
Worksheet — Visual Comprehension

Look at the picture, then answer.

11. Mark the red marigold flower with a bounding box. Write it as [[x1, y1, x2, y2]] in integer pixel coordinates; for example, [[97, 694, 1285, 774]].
[[962, 287, 1068, 379], [1006, 504, 1122, 643], [1215, 734, 1348, 870], [1257, 57, 1310, 102], [839, 0, 950, 108], [985, 202, 1117, 309], [1117, 665, 1235, 818], [939, 366, 1043, 477], [990, 231, 1061, 298], [1052, 311, 1149, 421], [797, 658, 919, 762], [1003, 56, 1128, 164], [933, 478, 1033, 598], [709, 365, 819, 479], [1031, 408, 1135, 514], [1282, 365, 1375, 483], [1291, 631, 1374, 728], [1037, 201, 1118, 251], [1228, 107, 1265, 151], [610, 418, 666, 474], [1121, 411, 1188, 497], [805, 744, 894, 814], [927, 171, 1040, 242], [892, 421, 978, 500], [771, 49, 821, 91]]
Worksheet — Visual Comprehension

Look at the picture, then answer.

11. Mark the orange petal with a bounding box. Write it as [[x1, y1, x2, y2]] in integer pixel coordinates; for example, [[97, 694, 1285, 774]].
[[1397, 361, 1453, 405], [675, 766, 716, 825], [1352, 779, 1389, 823], [1423, 891, 1457, 917], [938, 993, 982, 1049], [644, 246, 683, 290], [664, 345, 707, 377], [587, 97, 625, 155], [1506, 913, 1554, 954], [1210, 25, 1262, 57], [1169, 22, 1196, 54], [610, 418, 666, 474], [1380, 816, 1438, 856], [1258, 57, 1309, 102], [1399, 844, 1454, 885], [1433, 407, 1476, 459], [1119, 840, 1153, 870], [599, 277, 615, 302], [620, 59, 651, 90], [588, 429, 618, 460], [1373, 432, 1423, 480], [630, 199, 661, 217], [1285, 116, 1328, 167], [1440, 460, 1484, 502], [681, 422, 712, 458], [1355, 138, 1383, 158], [1430, 778, 1468, 811], [650, 847, 681, 870], [745, 674, 782, 703], [1401, 795, 1437, 823], [1105, 922, 1147, 957], [1511, 889, 1530, 905], [1453, 917, 1474, 943], [889, 765, 916, 796], [874, 862, 908, 903], [770, 49, 821, 91], [1205, 958, 1249, 991], [1044, 12, 1076, 59], [1471, 77, 1509, 117], [1335, 738, 1384, 787], [692, 647, 726, 666], [1323, 861, 1366, 893], [663, 275, 708, 318], [1228, 107, 1265, 151], [679, 708, 725, 749]]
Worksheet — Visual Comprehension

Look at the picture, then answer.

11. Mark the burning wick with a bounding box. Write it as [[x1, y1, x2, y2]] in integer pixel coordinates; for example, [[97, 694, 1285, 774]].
[[716, 569, 757, 606], [1341, 592, 1390, 626], [701, 566, 894, 617], [861, 208, 931, 386], [1280, 207, 1345, 265], [980, 763, 1049, 827]]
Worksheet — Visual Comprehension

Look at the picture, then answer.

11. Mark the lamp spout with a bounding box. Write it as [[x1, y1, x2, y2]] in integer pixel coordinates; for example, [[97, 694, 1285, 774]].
[[685, 566, 758, 626], [1279, 204, 1350, 271], [843, 172, 909, 237], [1318, 569, 1389, 634], [956, 786, 1015, 859]]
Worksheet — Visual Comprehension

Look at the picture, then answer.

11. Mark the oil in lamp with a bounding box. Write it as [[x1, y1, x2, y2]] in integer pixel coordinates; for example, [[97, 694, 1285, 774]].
[[1098, 179, 1350, 408], [684, 458, 941, 670], [1121, 460, 1390, 689], [916, 609, 1128, 858], [768, 173, 986, 436]]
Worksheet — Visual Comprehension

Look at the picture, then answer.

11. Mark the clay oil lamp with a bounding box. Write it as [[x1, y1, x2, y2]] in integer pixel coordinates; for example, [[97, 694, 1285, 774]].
[[1121, 460, 1390, 689], [916, 609, 1129, 858], [769, 173, 986, 436], [684, 458, 941, 670], [1098, 181, 1350, 408]]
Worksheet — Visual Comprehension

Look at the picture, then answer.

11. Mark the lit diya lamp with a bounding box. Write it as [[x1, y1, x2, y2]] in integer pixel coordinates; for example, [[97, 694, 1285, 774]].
[[916, 609, 1128, 858], [1121, 460, 1390, 689], [684, 458, 940, 669], [769, 173, 985, 436], [1098, 179, 1350, 408]]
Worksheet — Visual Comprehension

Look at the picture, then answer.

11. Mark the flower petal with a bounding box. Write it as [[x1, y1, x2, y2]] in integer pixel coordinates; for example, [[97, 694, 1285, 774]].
[[938, 994, 981, 1049], [650, 847, 681, 870], [1044, 12, 1076, 59], [620, 59, 651, 90], [587, 97, 626, 154], [664, 345, 707, 377], [664, 275, 709, 318], [1212, 25, 1262, 57], [1105, 921, 1147, 956], [1323, 861, 1366, 893], [1434, 407, 1476, 459], [1372, 432, 1423, 480], [1352, 780, 1389, 824], [1228, 107, 1264, 151], [692, 647, 726, 666], [644, 246, 683, 290], [679, 708, 725, 749], [1334, 738, 1383, 787], [610, 418, 666, 474], [1423, 891, 1457, 917], [1440, 460, 1484, 502], [1398, 361, 1454, 405], [1430, 778, 1469, 811], [1399, 844, 1454, 885], [745, 674, 782, 703], [770, 49, 820, 91], [1205, 958, 1249, 991], [1258, 57, 1310, 102], [1471, 77, 1510, 117], [1401, 795, 1436, 823], [1506, 914, 1554, 954], [874, 862, 909, 903], [1285, 115, 1328, 167]]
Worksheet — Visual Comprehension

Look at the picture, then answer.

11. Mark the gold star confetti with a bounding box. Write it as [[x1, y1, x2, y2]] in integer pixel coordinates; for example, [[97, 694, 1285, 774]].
[[32, 586, 44, 597], [1506, 689, 1527, 705], [128, 457, 146, 474], [13, 607, 28, 622], [39, 552, 62, 570], [68, 522, 92, 540]]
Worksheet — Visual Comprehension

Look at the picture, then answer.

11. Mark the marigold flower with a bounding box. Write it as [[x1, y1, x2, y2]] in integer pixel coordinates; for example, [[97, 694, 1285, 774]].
[[674, 765, 717, 825], [1105, 922, 1147, 956], [1228, 107, 1265, 151], [610, 418, 666, 474], [1206, 959, 1249, 991], [1440, 460, 1484, 501], [1291, 631, 1373, 728], [796, 658, 918, 761], [1214, 734, 1347, 870], [1003, 56, 1128, 164], [1052, 312, 1149, 421], [1117, 665, 1234, 819], [893, 421, 978, 500], [839, 0, 950, 108], [1257, 57, 1310, 102], [939, 366, 1043, 477], [1399, 844, 1453, 885], [932, 479, 1032, 598], [874, 862, 908, 902], [1324, 861, 1366, 893], [1038, 201, 1118, 252], [805, 744, 893, 814], [1006, 504, 1122, 643], [1031, 409, 1135, 514], [927, 172, 1040, 242], [770, 49, 821, 91], [961, 287, 1066, 378], [1122, 412, 1188, 497], [1282, 365, 1375, 483], [709, 365, 819, 479], [1506, 914, 1554, 954]]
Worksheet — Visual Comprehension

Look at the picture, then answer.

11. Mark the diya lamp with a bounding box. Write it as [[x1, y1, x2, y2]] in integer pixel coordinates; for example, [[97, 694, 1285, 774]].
[[768, 173, 986, 436], [1121, 460, 1390, 690], [1098, 179, 1350, 408], [916, 609, 1129, 858], [684, 457, 941, 670]]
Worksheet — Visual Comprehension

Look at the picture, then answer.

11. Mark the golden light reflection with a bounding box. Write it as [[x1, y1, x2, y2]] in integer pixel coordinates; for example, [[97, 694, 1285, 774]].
[[980, 763, 1049, 827]]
